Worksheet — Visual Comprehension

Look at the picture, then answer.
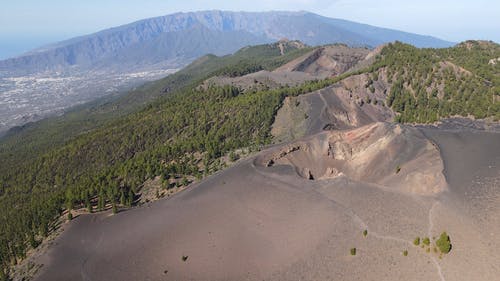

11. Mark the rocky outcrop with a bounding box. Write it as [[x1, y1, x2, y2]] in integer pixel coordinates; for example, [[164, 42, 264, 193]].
[[260, 122, 447, 195], [275, 45, 370, 78]]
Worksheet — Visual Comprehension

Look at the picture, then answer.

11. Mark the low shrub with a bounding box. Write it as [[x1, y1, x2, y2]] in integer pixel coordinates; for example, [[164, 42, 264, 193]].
[[423, 237, 430, 246], [413, 237, 420, 246], [436, 232, 452, 254], [350, 248, 356, 256]]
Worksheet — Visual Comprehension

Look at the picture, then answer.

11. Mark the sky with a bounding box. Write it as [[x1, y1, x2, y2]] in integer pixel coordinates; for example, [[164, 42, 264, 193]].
[[1, 0, 499, 59]]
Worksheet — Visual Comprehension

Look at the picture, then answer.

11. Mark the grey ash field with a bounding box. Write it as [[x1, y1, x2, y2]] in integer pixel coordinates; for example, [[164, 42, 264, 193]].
[[5, 41, 499, 281], [34, 124, 500, 281]]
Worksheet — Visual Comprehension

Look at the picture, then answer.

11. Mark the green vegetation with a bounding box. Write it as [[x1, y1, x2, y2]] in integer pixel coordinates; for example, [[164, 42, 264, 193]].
[[379, 41, 500, 122], [403, 250, 408, 256], [423, 237, 431, 246], [363, 229, 368, 237], [436, 232, 452, 254], [0, 41, 310, 179], [213, 41, 312, 78], [350, 248, 356, 256], [413, 237, 420, 246], [229, 151, 239, 162], [396, 165, 401, 174], [0, 40, 494, 276], [0, 54, 365, 277], [182, 255, 189, 262]]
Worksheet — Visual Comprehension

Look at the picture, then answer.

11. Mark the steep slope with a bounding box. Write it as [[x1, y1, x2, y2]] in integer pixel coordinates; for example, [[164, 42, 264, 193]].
[[0, 11, 454, 134], [0, 11, 453, 76], [33, 124, 500, 281], [276, 44, 370, 77], [272, 41, 500, 143], [312, 14, 453, 48], [1, 41, 499, 280], [263, 122, 446, 195], [0, 41, 310, 172], [203, 43, 369, 90]]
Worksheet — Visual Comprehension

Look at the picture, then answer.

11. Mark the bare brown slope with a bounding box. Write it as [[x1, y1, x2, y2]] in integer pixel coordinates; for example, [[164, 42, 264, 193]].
[[33, 125, 500, 281], [202, 44, 371, 91], [276, 45, 370, 78], [272, 68, 394, 143], [262, 122, 446, 195]]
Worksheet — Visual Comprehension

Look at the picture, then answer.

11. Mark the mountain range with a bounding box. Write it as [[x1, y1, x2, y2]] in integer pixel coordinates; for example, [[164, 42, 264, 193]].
[[0, 10, 453, 76]]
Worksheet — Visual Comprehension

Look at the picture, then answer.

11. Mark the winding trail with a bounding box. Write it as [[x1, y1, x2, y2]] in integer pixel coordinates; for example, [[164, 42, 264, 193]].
[[428, 202, 446, 281], [253, 157, 447, 281], [318, 90, 330, 125]]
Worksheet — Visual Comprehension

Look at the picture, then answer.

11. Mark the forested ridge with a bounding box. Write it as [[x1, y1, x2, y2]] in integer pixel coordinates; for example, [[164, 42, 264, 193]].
[[382, 41, 500, 122], [0, 41, 499, 280], [0, 41, 321, 279]]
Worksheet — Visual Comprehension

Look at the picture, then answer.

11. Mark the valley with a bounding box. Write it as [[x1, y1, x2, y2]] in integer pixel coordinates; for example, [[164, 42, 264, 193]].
[[0, 68, 176, 134]]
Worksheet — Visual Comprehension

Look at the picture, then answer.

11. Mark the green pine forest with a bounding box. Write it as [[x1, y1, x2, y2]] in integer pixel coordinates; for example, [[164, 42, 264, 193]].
[[0, 40, 499, 279]]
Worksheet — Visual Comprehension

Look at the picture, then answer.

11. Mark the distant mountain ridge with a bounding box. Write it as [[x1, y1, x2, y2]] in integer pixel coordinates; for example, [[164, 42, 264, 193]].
[[0, 10, 453, 76]]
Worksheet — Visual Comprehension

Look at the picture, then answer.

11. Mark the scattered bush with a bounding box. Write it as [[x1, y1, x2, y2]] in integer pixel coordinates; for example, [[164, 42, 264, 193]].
[[423, 237, 430, 246], [67, 212, 73, 221], [182, 255, 189, 262], [413, 237, 420, 246], [403, 250, 408, 256], [396, 165, 401, 174], [436, 232, 452, 254], [350, 248, 356, 256], [229, 151, 239, 162], [363, 230, 368, 237]]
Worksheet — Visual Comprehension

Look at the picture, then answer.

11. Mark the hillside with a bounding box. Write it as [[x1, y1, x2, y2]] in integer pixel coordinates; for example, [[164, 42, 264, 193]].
[[0, 40, 311, 169], [0, 41, 499, 280], [0, 11, 455, 134]]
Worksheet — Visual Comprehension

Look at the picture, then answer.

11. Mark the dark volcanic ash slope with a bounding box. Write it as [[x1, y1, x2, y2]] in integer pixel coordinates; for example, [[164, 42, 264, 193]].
[[203, 44, 371, 90], [275, 44, 370, 77], [33, 123, 500, 281], [12, 41, 500, 281], [272, 68, 395, 142], [261, 122, 446, 195]]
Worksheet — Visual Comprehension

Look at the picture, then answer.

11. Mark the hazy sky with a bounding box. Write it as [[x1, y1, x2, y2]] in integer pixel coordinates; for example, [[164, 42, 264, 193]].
[[1, 0, 499, 59]]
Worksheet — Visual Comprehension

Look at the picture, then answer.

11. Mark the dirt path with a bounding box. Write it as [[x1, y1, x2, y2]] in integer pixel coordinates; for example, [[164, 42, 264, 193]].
[[427, 202, 446, 281]]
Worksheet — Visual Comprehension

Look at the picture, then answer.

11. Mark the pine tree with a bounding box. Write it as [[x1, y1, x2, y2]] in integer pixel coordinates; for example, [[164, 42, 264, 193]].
[[120, 191, 126, 206], [127, 190, 134, 207]]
